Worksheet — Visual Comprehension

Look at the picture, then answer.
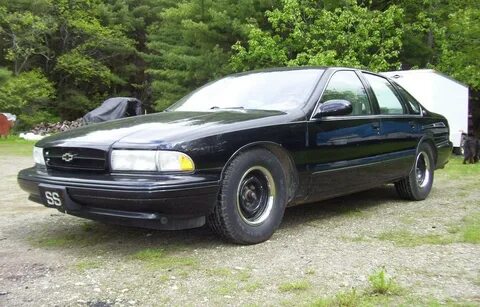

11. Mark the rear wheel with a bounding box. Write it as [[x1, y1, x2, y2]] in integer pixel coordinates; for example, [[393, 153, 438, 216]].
[[395, 143, 435, 200], [207, 149, 288, 244]]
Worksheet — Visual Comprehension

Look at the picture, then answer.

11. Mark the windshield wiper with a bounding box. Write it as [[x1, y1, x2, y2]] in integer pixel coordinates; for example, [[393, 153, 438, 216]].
[[210, 106, 244, 110]]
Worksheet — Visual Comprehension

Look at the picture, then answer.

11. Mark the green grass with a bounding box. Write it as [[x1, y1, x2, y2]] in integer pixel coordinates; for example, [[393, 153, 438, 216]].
[[237, 270, 252, 282], [324, 204, 369, 218], [313, 290, 357, 307], [308, 268, 477, 307], [214, 281, 238, 296], [439, 156, 480, 179], [37, 236, 73, 247], [208, 267, 259, 295], [311, 292, 478, 307], [0, 135, 36, 156], [377, 229, 454, 247], [206, 267, 232, 277], [425, 299, 480, 307], [34, 231, 108, 248], [368, 268, 402, 295], [130, 248, 197, 269], [305, 268, 316, 275], [462, 214, 480, 243], [213, 279, 259, 296], [474, 275, 480, 286], [278, 280, 311, 292], [310, 289, 397, 307], [33, 222, 112, 248], [244, 281, 263, 293], [213, 279, 260, 296], [377, 213, 480, 246], [75, 259, 103, 272], [206, 267, 252, 280]]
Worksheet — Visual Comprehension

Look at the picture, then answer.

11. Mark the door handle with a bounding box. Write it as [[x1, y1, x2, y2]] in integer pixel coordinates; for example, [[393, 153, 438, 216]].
[[371, 122, 380, 134], [371, 122, 380, 129], [408, 121, 417, 129]]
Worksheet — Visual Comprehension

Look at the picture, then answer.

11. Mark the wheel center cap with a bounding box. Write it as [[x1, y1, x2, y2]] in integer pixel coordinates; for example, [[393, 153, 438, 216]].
[[246, 190, 257, 202]]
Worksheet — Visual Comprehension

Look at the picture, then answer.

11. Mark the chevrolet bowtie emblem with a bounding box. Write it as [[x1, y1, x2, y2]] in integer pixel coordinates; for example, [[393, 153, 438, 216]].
[[61, 153, 76, 162]]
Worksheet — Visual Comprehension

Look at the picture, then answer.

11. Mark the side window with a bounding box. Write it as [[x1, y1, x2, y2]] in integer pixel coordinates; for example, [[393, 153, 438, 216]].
[[364, 74, 405, 115], [320, 71, 372, 115], [395, 85, 422, 115]]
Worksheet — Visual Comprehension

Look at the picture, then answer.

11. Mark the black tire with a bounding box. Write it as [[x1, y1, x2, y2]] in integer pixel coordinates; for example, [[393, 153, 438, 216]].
[[207, 148, 288, 244], [395, 143, 435, 200]]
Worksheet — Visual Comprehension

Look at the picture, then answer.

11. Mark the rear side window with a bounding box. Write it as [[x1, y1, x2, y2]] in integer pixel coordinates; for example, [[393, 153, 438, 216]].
[[364, 74, 405, 115], [320, 71, 372, 115], [395, 85, 422, 115]]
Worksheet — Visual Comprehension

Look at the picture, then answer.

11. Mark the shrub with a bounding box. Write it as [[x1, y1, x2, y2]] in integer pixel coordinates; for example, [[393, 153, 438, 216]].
[[368, 268, 401, 295]]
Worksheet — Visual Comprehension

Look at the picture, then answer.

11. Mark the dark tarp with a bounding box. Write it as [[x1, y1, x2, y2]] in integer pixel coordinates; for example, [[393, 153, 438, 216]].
[[83, 97, 143, 124]]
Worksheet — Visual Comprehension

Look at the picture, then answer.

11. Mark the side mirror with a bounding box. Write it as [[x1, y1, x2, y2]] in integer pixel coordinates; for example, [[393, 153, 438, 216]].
[[314, 99, 353, 118]]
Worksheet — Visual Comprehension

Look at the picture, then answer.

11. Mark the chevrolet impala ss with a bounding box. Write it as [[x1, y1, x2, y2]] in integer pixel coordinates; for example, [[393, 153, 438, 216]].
[[18, 67, 452, 244]]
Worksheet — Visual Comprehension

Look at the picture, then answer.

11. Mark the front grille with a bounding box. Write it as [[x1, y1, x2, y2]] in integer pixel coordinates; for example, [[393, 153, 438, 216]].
[[44, 147, 107, 171]]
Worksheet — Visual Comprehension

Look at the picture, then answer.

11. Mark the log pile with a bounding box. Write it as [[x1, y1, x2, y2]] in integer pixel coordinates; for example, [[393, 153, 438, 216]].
[[30, 118, 85, 135]]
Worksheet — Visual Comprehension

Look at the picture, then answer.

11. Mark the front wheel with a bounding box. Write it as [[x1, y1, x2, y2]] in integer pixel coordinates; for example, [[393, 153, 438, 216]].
[[207, 149, 288, 244], [395, 143, 435, 200]]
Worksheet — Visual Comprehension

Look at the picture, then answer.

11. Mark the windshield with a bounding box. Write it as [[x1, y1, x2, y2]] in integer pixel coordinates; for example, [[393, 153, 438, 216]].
[[167, 69, 324, 112]]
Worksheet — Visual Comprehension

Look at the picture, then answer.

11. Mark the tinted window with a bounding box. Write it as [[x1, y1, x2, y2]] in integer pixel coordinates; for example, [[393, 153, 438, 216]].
[[364, 74, 405, 115], [168, 69, 324, 112], [320, 71, 372, 115], [395, 85, 422, 115]]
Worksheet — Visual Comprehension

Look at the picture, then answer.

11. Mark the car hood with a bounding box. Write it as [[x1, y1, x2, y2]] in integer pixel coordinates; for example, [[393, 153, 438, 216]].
[[36, 110, 300, 148]]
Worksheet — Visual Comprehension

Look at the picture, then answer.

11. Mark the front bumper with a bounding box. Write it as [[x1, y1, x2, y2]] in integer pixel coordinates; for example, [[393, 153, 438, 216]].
[[17, 167, 220, 230]]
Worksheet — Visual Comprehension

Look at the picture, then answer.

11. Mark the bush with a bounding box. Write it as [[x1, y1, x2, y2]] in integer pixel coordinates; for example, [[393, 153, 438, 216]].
[[368, 268, 401, 295], [14, 111, 60, 132], [57, 89, 98, 120], [0, 70, 55, 114], [0, 67, 11, 85]]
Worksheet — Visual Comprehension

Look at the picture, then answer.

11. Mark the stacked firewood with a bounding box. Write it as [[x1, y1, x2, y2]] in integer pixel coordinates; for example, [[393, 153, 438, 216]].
[[30, 118, 84, 135]]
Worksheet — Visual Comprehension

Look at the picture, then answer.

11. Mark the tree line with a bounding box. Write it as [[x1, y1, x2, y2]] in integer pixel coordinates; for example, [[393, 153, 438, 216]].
[[0, 0, 478, 131]]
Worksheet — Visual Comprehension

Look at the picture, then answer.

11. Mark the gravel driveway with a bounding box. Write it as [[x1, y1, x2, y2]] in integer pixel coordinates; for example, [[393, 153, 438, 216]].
[[0, 155, 479, 306]]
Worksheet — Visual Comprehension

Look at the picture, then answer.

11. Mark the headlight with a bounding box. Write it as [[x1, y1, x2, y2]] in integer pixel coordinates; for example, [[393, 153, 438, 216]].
[[33, 147, 45, 165], [156, 151, 195, 171], [110, 150, 195, 172], [111, 150, 157, 171]]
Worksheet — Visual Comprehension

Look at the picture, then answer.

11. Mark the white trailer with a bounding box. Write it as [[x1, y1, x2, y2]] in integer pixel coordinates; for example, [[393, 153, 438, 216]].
[[382, 69, 469, 152]]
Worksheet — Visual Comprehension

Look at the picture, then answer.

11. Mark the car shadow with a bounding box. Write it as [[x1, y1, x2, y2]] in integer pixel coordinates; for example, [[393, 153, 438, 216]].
[[280, 184, 401, 230], [26, 185, 402, 253]]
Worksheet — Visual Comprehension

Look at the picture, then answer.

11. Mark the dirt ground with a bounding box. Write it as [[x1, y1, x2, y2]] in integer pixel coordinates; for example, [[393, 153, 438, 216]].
[[0, 154, 479, 306]]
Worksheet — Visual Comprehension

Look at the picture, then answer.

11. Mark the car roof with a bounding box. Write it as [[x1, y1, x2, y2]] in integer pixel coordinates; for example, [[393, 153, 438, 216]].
[[230, 66, 378, 77]]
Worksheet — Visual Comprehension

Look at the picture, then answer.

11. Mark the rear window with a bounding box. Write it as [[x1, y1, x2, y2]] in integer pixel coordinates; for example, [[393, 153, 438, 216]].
[[364, 74, 406, 115], [394, 84, 422, 115]]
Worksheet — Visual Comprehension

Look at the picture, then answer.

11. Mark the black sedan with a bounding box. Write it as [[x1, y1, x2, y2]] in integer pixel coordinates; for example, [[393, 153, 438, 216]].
[[18, 67, 452, 244]]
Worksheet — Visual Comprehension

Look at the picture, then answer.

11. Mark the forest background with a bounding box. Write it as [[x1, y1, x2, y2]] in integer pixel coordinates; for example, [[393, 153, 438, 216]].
[[0, 0, 478, 132]]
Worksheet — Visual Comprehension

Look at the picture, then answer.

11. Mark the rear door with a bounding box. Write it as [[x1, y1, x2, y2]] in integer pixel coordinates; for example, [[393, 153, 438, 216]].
[[361, 73, 423, 180], [306, 70, 384, 202]]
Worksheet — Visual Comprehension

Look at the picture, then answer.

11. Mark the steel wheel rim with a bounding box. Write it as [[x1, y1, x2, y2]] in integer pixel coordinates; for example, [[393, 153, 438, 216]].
[[415, 151, 431, 188], [236, 166, 276, 225]]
